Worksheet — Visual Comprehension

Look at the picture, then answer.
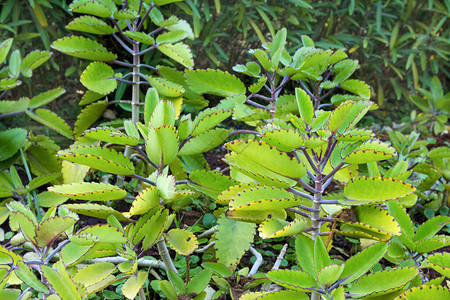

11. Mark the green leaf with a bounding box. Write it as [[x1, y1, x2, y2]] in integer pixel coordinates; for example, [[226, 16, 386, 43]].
[[35, 216, 77, 248], [29, 87, 66, 109], [258, 218, 309, 239], [7, 206, 38, 244], [0, 38, 13, 65], [128, 186, 160, 216], [328, 50, 347, 65], [0, 99, 26, 114], [201, 262, 232, 277], [266, 269, 317, 292], [0, 128, 27, 161], [215, 215, 256, 268], [57, 145, 135, 176], [328, 100, 372, 134], [295, 235, 316, 278], [248, 76, 268, 93], [41, 262, 82, 300], [26, 145, 62, 178], [0, 78, 21, 91], [113, 9, 139, 20], [186, 269, 212, 294], [339, 242, 388, 284], [251, 290, 309, 299], [0, 289, 20, 299], [386, 201, 415, 238], [249, 49, 272, 71], [340, 79, 371, 99], [156, 174, 176, 201], [225, 139, 307, 179], [146, 125, 179, 165], [26, 109, 73, 139], [428, 147, 450, 159], [147, 76, 184, 97], [154, 0, 184, 5], [184, 69, 245, 97], [149, 100, 176, 128], [225, 153, 294, 188], [160, 280, 177, 300], [73, 100, 107, 137], [78, 224, 127, 244], [144, 88, 159, 126], [79, 91, 105, 105], [72, 262, 116, 293], [295, 88, 314, 125], [69, 0, 116, 18], [15, 260, 49, 293], [425, 253, 450, 278], [64, 203, 128, 221], [300, 51, 332, 70], [314, 236, 332, 274], [414, 215, 450, 242], [123, 31, 154, 45], [122, 271, 147, 300], [415, 237, 449, 253], [165, 228, 198, 255], [167, 270, 185, 295], [156, 30, 188, 44], [188, 170, 238, 199], [8, 49, 21, 78], [80, 62, 117, 94], [331, 60, 358, 85], [82, 126, 139, 145], [20, 50, 52, 77], [66, 16, 117, 35], [341, 177, 416, 205], [178, 128, 229, 156], [397, 285, 450, 300], [158, 43, 193, 68], [270, 28, 287, 68], [51, 36, 117, 60], [344, 140, 396, 164], [191, 108, 232, 136], [228, 186, 298, 211], [49, 183, 127, 201], [140, 209, 168, 250], [338, 205, 401, 241], [318, 264, 344, 286], [261, 128, 304, 152], [349, 267, 418, 297]]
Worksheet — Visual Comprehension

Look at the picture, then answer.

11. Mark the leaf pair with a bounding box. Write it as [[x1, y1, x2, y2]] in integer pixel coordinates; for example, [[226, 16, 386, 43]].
[[267, 235, 418, 298]]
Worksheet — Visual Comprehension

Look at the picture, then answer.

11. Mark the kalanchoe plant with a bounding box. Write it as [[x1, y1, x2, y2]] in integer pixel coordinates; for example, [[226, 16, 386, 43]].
[[0, 38, 70, 222], [180, 29, 450, 299], [29, 85, 233, 297], [187, 28, 415, 249], [50, 0, 199, 151], [0, 38, 68, 169], [409, 76, 449, 135], [385, 201, 450, 269], [386, 130, 449, 215]]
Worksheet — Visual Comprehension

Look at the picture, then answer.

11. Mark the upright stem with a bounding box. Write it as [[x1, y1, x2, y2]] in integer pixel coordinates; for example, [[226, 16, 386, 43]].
[[311, 174, 322, 242], [156, 236, 178, 274], [124, 41, 141, 159]]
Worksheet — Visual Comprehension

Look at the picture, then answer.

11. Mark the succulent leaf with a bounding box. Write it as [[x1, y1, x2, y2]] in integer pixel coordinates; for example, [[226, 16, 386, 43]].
[[51, 36, 117, 60], [49, 182, 127, 201], [164, 228, 198, 255]]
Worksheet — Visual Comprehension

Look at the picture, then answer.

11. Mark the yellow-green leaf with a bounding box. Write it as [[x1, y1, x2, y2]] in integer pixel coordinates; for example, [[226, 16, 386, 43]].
[[49, 183, 127, 201], [164, 228, 198, 255]]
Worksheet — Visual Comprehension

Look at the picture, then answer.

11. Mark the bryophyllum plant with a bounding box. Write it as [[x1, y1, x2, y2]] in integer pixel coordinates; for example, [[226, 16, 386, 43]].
[[0, 8, 449, 297], [183, 29, 449, 299], [50, 0, 199, 146]]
